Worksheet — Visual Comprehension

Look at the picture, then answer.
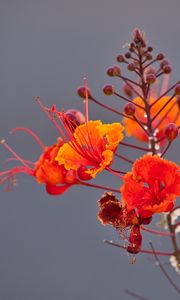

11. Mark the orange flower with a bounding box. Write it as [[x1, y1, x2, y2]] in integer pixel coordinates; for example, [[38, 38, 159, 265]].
[[55, 120, 124, 178], [121, 154, 180, 217], [123, 96, 180, 142]]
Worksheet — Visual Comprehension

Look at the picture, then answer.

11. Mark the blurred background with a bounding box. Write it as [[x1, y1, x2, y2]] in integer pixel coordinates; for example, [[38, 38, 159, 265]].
[[0, 0, 180, 299]]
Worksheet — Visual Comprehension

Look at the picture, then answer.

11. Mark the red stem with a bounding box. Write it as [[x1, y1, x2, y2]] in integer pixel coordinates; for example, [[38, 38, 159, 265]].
[[141, 226, 174, 237], [151, 94, 175, 122], [120, 141, 150, 151], [104, 240, 173, 256], [79, 181, 121, 194], [114, 92, 144, 109], [150, 81, 180, 107]]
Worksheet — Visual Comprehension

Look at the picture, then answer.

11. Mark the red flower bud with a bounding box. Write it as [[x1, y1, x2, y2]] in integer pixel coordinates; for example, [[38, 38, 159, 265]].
[[164, 123, 178, 141], [125, 52, 131, 59], [116, 55, 125, 63], [103, 85, 115, 96], [77, 86, 92, 99], [147, 46, 153, 52], [124, 103, 136, 115], [156, 53, 164, 60], [107, 66, 121, 77], [127, 63, 136, 71], [106, 67, 114, 77], [163, 65, 172, 74], [64, 109, 85, 129], [146, 73, 156, 84]]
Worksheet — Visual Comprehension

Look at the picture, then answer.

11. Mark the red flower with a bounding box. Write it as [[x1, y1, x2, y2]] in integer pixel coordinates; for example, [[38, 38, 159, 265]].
[[0, 132, 78, 195], [121, 154, 180, 217]]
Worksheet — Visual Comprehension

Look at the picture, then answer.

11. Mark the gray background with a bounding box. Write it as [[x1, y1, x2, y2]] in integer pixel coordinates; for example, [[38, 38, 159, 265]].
[[0, 1, 180, 299]]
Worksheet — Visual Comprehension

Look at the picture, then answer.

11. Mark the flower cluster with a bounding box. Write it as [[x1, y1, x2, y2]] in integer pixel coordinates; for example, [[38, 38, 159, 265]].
[[0, 29, 180, 267]]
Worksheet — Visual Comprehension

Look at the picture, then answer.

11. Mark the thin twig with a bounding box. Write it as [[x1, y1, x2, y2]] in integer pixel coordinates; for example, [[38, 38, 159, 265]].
[[149, 242, 180, 294], [125, 289, 153, 300]]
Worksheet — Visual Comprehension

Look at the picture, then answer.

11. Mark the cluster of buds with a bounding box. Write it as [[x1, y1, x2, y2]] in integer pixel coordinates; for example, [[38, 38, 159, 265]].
[[0, 29, 180, 281]]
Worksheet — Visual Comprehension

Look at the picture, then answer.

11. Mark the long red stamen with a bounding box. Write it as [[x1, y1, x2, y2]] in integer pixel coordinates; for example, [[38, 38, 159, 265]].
[[83, 78, 101, 161], [10, 127, 45, 151], [5, 157, 35, 166], [1, 140, 32, 170], [35, 97, 67, 142]]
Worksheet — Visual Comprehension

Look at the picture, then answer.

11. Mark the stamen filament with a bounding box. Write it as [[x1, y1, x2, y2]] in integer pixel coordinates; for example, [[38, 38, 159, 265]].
[[10, 127, 45, 151], [1, 140, 31, 170]]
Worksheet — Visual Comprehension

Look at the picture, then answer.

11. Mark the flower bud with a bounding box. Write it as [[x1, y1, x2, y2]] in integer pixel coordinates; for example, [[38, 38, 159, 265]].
[[116, 55, 125, 63], [156, 53, 164, 60], [103, 85, 115, 96], [107, 66, 121, 77], [145, 53, 153, 60], [175, 84, 180, 95], [113, 66, 121, 76], [64, 109, 85, 128], [132, 28, 146, 47], [106, 67, 114, 77], [160, 60, 169, 69], [147, 46, 153, 52], [124, 103, 136, 115], [164, 123, 178, 141], [77, 86, 92, 99], [127, 63, 136, 71], [146, 73, 156, 84], [125, 52, 131, 59], [163, 65, 172, 74], [129, 43, 135, 52]]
